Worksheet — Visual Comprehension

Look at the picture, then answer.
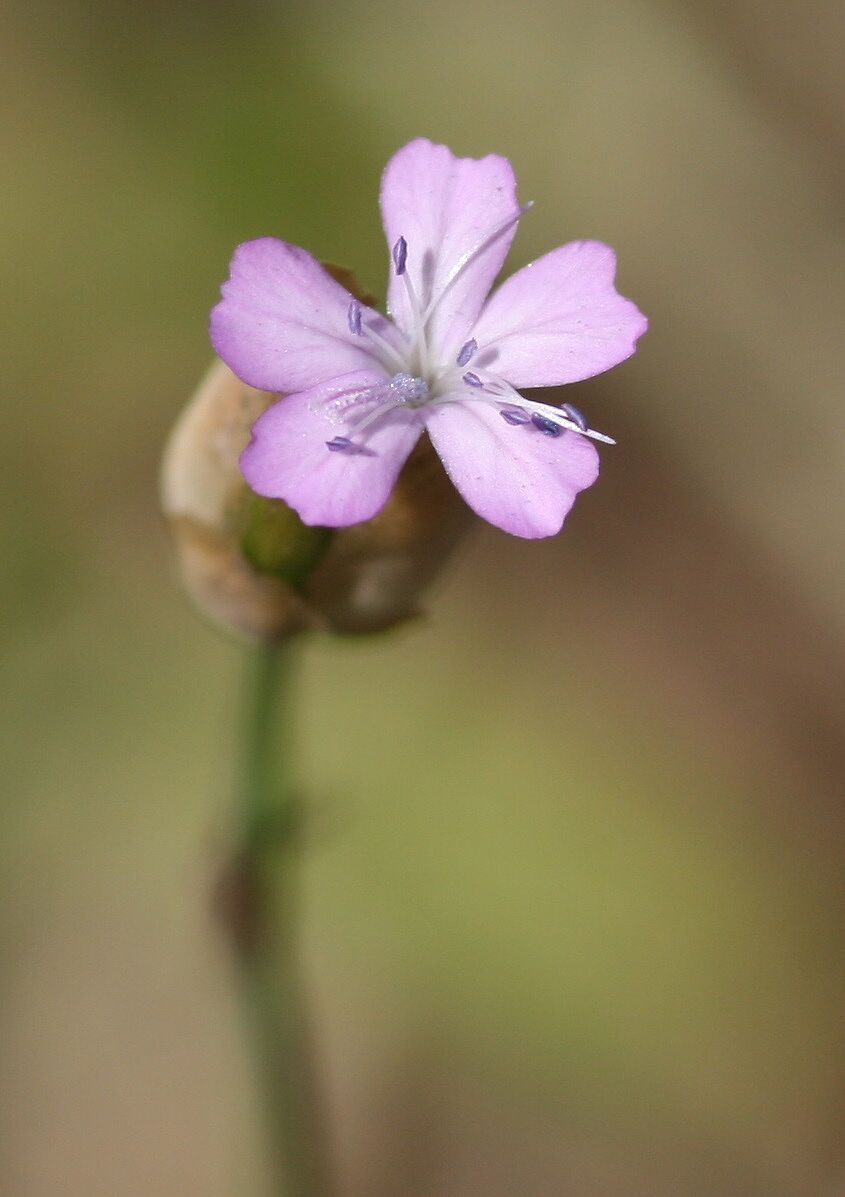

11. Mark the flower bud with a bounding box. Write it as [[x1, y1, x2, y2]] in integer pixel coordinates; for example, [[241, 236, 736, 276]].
[[160, 359, 473, 640]]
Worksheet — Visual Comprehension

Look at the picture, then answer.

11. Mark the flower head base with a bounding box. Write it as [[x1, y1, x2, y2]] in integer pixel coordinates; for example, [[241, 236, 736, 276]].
[[161, 359, 473, 640], [211, 138, 647, 539]]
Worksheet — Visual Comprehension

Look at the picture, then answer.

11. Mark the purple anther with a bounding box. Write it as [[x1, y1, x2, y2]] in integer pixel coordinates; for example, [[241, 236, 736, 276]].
[[326, 436, 353, 452], [456, 339, 477, 367], [462, 372, 483, 388], [561, 402, 587, 431], [499, 407, 531, 426], [531, 413, 563, 437], [392, 236, 408, 275], [347, 300, 362, 336]]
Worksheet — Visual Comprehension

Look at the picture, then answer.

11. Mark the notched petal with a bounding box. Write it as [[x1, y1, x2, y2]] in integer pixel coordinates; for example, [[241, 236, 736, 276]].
[[210, 238, 397, 395], [424, 398, 599, 539], [380, 137, 521, 362], [471, 240, 648, 388]]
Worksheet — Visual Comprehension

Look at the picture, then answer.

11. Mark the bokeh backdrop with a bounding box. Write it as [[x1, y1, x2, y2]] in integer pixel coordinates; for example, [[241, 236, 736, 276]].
[[3, 1, 845, 1194]]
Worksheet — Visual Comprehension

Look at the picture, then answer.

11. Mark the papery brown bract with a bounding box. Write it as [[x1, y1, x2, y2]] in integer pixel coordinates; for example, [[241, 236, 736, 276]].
[[160, 359, 473, 640]]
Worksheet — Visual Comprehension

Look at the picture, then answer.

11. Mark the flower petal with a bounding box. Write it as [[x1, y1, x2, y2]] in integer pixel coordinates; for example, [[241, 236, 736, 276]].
[[240, 372, 424, 527], [380, 138, 520, 364], [424, 399, 599, 538], [211, 238, 398, 393], [470, 241, 647, 387]]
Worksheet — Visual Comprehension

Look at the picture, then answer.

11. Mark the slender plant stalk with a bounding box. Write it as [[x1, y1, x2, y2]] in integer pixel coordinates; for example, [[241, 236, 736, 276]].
[[222, 642, 334, 1197]]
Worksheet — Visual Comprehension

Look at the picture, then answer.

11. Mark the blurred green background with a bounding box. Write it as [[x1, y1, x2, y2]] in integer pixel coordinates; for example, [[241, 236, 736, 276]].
[[3, 1, 845, 1193]]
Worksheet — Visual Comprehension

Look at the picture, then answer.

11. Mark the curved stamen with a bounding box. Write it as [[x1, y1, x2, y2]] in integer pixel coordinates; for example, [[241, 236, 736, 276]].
[[420, 202, 533, 327], [345, 401, 402, 438], [341, 389, 417, 443], [361, 320, 406, 372], [345, 296, 407, 372], [320, 390, 398, 449]]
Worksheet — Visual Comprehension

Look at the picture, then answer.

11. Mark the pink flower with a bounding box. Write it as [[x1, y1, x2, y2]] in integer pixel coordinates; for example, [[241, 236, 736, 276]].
[[211, 139, 647, 539]]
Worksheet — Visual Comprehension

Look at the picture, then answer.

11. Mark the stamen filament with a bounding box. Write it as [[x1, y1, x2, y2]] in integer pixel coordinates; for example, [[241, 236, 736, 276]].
[[464, 371, 614, 442], [347, 400, 402, 438], [390, 234, 431, 375], [400, 267, 430, 375], [420, 202, 533, 327], [359, 321, 406, 372], [430, 373, 615, 444]]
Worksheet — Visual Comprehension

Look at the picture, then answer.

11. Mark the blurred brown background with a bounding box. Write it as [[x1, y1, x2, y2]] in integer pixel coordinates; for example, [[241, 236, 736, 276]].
[[2, 1, 845, 1194]]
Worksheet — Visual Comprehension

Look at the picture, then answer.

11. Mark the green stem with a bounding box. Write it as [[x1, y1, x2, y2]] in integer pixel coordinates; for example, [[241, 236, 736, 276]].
[[226, 642, 334, 1197]]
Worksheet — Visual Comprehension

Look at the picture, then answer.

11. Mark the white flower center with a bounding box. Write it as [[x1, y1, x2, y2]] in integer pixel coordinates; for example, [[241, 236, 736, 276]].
[[327, 215, 615, 453]]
